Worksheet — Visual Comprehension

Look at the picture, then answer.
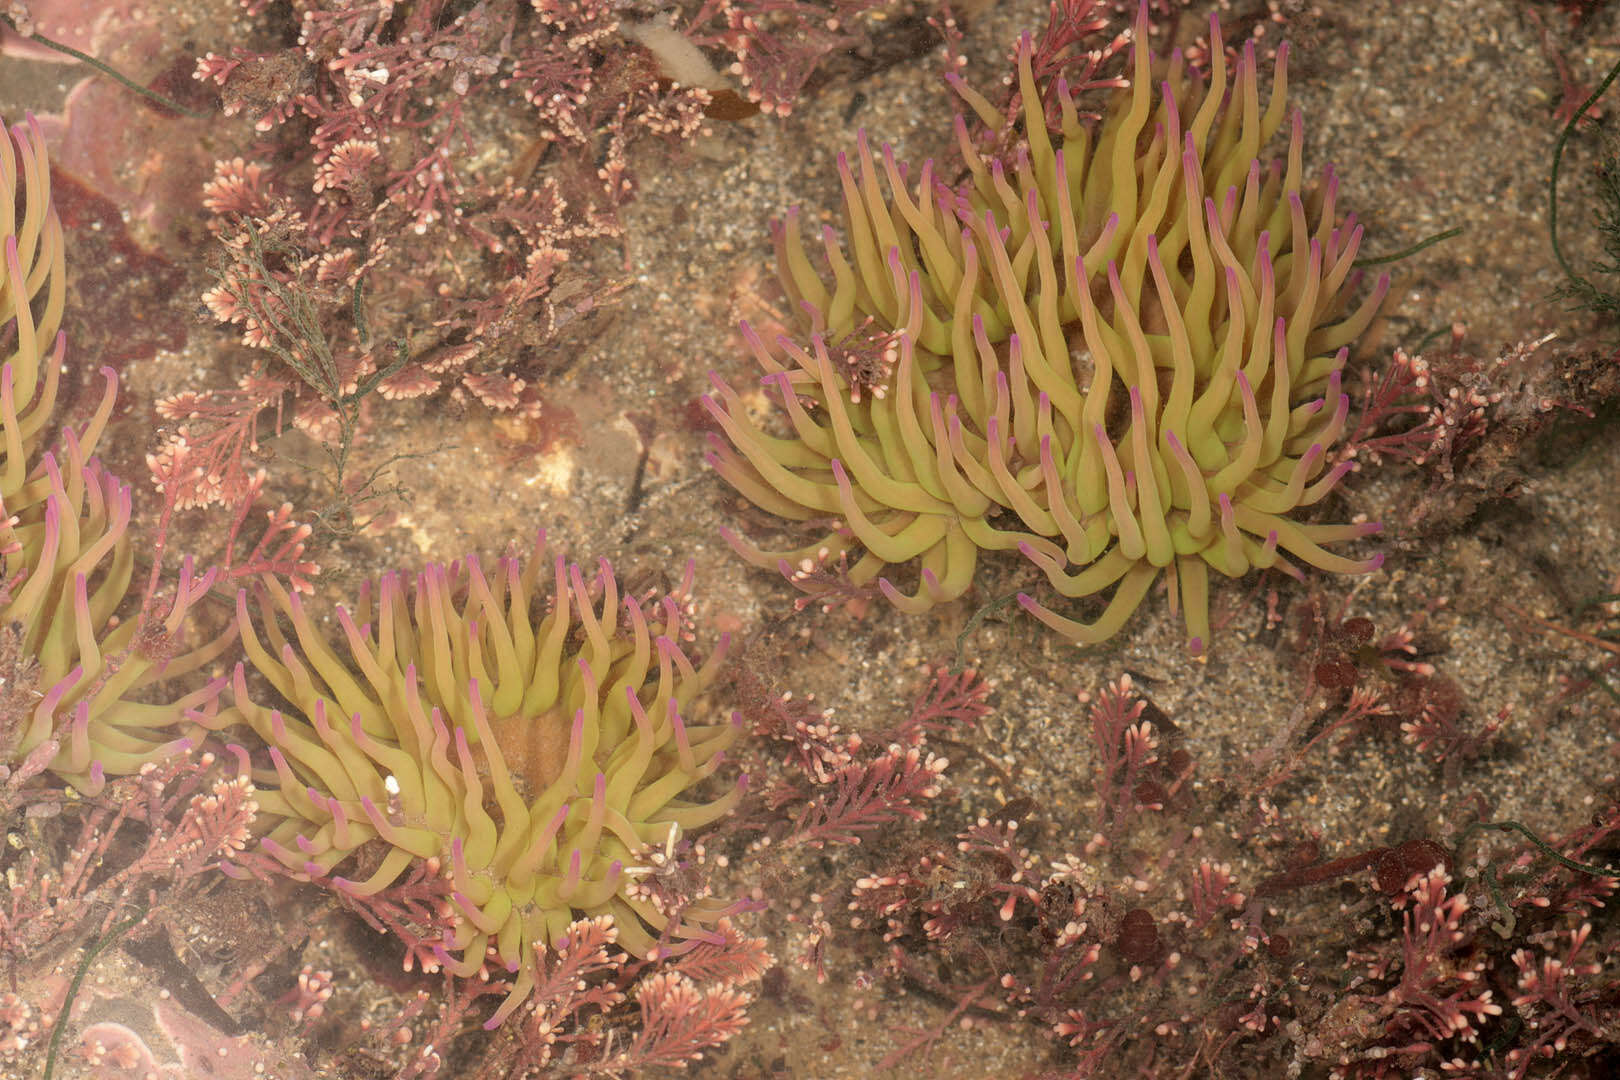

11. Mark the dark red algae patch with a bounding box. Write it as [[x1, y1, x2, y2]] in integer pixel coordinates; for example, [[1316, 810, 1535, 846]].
[[49, 165, 189, 377]]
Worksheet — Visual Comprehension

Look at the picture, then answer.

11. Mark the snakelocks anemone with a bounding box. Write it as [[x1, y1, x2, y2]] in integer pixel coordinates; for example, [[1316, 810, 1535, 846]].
[[0, 115, 228, 793], [704, 6, 1387, 653], [206, 535, 748, 1026]]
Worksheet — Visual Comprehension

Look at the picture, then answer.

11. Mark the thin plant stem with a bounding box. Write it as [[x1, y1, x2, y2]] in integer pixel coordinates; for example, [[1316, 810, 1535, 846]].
[[1549, 54, 1620, 293], [42, 905, 149, 1080], [1354, 226, 1463, 268], [3, 21, 212, 120]]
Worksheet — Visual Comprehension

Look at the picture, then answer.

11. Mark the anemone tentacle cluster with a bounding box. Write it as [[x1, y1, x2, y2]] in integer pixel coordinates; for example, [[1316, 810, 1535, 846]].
[[0, 115, 227, 793], [0, 114, 69, 528], [705, 7, 1387, 652], [209, 534, 748, 1026]]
